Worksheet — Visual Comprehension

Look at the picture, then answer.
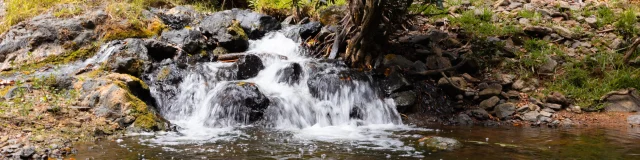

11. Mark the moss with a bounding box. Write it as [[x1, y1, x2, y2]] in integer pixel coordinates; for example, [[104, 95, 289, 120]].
[[227, 20, 248, 41], [156, 67, 171, 81], [127, 93, 162, 131], [212, 47, 228, 55], [0, 86, 13, 97], [102, 19, 165, 41], [13, 43, 100, 74]]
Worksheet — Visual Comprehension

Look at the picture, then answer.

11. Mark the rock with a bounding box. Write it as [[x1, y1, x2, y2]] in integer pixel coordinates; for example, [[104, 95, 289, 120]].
[[546, 92, 568, 105], [542, 108, 556, 113], [299, 21, 322, 40], [107, 39, 152, 76], [585, 17, 598, 28], [462, 73, 480, 83], [276, 63, 303, 85], [426, 55, 452, 70], [519, 18, 530, 25], [528, 104, 540, 111], [426, 29, 449, 43], [307, 69, 369, 99], [160, 28, 204, 54], [628, 115, 640, 125], [158, 6, 201, 29], [545, 103, 562, 110], [567, 105, 582, 113], [479, 83, 502, 98], [508, 2, 523, 10], [437, 76, 467, 93], [499, 74, 515, 85], [209, 81, 270, 124], [412, 61, 427, 72], [419, 136, 462, 151], [524, 26, 553, 37], [512, 79, 525, 90], [383, 54, 414, 69], [479, 96, 500, 110], [553, 26, 576, 39], [199, 9, 281, 52], [20, 146, 35, 158], [382, 69, 411, 94], [144, 39, 179, 61], [282, 15, 295, 25], [539, 110, 552, 117], [602, 88, 640, 112], [522, 111, 540, 122], [468, 109, 490, 120], [235, 54, 265, 80], [456, 113, 473, 125], [610, 38, 623, 49], [494, 103, 516, 119], [392, 91, 417, 112], [538, 56, 557, 74]]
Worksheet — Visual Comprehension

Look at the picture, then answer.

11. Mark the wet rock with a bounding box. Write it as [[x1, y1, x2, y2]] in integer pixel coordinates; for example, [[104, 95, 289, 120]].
[[199, 9, 280, 52], [544, 103, 562, 110], [235, 54, 265, 80], [456, 113, 473, 125], [160, 28, 204, 54], [479, 83, 502, 98], [276, 63, 303, 85], [468, 109, 490, 120], [495, 103, 516, 119], [210, 82, 270, 124], [383, 54, 414, 69], [479, 96, 500, 110], [392, 91, 417, 112], [307, 69, 369, 99], [419, 136, 462, 151], [546, 92, 568, 105], [382, 69, 411, 94], [299, 21, 322, 40], [144, 39, 179, 61], [602, 89, 640, 112], [437, 76, 467, 93], [522, 111, 540, 122], [553, 26, 576, 39]]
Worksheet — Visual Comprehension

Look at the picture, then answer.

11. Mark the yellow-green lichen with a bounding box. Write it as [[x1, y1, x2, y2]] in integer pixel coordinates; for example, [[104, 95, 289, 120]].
[[227, 20, 248, 41], [212, 47, 228, 55]]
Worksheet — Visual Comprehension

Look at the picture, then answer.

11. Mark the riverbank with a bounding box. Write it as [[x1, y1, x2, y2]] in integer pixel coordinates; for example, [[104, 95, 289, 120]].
[[0, 0, 639, 159]]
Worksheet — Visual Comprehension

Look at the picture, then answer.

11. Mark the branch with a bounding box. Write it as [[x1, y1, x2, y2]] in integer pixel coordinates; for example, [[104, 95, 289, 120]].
[[623, 37, 640, 64]]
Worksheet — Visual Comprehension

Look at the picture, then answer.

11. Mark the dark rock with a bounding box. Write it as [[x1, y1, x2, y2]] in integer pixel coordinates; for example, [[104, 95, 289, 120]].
[[538, 56, 558, 74], [160, 28, 204, 54], [479, 83, 502, 98], [383, 54, 414, 69], [419, 136, 462, 151], [505, 90, 520, 99], [299, 21, 322, 40], [426, 29, 449, 43], [479, 96, 500, 110], [437, 76, 467, 93], [412, 61, 427, 72], [209, 81, 270, 124], [307, 69, 370, 99], [107, 39, 152, 76], [158, 6, 200, 29], [523, 26, 553, 38], [468, 108, 490, 120], [499, 74, 515, 85], [235, 54, 265, 80], [20, 146, 35, 158], [382, 69, 411, 94], [276, 63, 303, 85], [495, 103, 516, 119], [426, 55, 452, 70], [199, 9, 280, 52], [603, 89, 640, 112], [456, 113, 473, 125], [392, 91, 417, 112], [144, 39, 179, 61], [546, 92, 568, 105]]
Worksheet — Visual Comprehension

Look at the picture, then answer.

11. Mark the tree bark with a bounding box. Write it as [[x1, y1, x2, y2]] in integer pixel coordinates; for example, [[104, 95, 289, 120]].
[[343, 0, 385, 68]]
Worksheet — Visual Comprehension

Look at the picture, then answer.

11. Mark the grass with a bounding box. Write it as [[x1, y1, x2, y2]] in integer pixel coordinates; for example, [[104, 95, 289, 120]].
[[615, 9, 639, 37], [0, 0, 86, 33], [53, 6, 84, 18], [249, 0, 346, 18]]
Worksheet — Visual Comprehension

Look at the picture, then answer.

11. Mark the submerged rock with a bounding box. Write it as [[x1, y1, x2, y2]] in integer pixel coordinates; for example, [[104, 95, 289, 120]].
[[307, 69, 370, 99], [209, 81, 270, 124], [276, 62, 303, 85], [391, 91, 417, 112], [235, 54, 265, 80], [418, 136, 463, 151]]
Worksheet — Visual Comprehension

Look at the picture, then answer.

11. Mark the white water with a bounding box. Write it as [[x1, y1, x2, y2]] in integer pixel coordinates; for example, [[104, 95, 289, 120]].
[[147, 32, 423, 150]]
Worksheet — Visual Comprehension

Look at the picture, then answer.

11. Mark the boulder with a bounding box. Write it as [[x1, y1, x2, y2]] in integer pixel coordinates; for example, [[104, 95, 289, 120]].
[[299, 21, 322, 40], [512, 79, 525, 90], [208, 81, 270, 124], [382, 69, 411, 94], [437, 76, 467, 93], [307, 69, 370, 99], [160, 28, 204, 54], [494, 103, 516, 119], [479, 83, 502, 98], [157, 6, 201, 29], [546, 92, 569, 105], [276, 63, 303, 85], [144, 39, 179, 61], [479, 96, 500, 110], [418, 136, 462, 151], [107, 39, 152, 77], [522, 111, 540, 122], [538, 56, 557, 74], [456, 113, 473, 125], [235, 54, 265, 80], [391, 91, 417, 112], [383, 54, 414, 69], [468, 108, 490, 120], [426, 55, 452, 70], [602, 89, 640, 112], [199, 9, 280, 52]]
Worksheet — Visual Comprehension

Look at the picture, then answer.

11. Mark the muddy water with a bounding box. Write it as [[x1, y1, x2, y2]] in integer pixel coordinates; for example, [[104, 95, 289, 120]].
[[71, 125, 640, 159]]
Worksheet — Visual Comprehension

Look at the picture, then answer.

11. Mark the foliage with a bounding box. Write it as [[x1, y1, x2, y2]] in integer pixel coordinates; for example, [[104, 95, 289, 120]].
[[615, 9, 639, 37], [0, 0, 85, 33], [518, 39, 564, 69], [53, 6, 84, 18]]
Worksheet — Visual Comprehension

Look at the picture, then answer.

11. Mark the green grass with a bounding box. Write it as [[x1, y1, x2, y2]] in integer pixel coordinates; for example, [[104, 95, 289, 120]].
[[615, 9, 639, 37], [0, 0, 86, 33]]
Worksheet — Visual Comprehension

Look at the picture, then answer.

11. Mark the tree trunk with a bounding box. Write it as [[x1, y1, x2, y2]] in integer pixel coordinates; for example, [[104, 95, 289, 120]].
[[342, 0, 385, 68]]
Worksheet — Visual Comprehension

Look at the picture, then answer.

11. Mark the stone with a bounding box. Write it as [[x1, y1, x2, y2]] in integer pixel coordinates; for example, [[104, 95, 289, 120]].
[[383, 54, 414, 69], [610, 38, 623, 49], [437, 76, 467, 93], [539, 110, 552, 117], [519, 18, 530, 25], [499, 74, 515, 85], [542, 108, 556, 113], [545, 103, 563, 110], [412, 61, 427, 72], [382, 69, 411, 94], [517, 105, 529, 112], [299, 21, 322, 40], [457, 114, 473, 125], [528, 104, 540, 111], [391, 91, 417, 112], [209, 81, 270, 124], [235, 54, 265, 80], [524, 26, 553, 37], [553, 26, 576, 39], [469, 109, 490, 120], [426, 29, 449, 43], [276, 63, 303, 85], [107, 39, 153, 77], [159, 6, 201, 29], [307, 69, 369, 99], [20, 146, 35, 158], [546, 92, 568, 105], [479, 83, 502, 98], [160, 28, 204, 54], [508, 2, 523, 10], [462, 73, 480, 83], [479, 96, 500, 110], [603, 89, 640, 112], [585, 17, 598, 28], [426, 55, 452, 70], [418, 136, 462, 151], [199, 9, 281, 52], [495, 103, 516, 119], [538, 56, 558, 74], [512, 79, 525, 90], [522, 111, 540, 122], [628, 115, 640, 125], [567, 105, 582, 113]]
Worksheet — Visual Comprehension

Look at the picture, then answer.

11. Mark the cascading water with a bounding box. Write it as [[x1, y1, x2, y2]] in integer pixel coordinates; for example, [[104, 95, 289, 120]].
[[146, 31, 425, 152]]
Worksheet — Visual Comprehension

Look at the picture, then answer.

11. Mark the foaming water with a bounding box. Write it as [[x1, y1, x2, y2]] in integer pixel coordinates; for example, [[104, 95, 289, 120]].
[[147, 32, 418, 150]]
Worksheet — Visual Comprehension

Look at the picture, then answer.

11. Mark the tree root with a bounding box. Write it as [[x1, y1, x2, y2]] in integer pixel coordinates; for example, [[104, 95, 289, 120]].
[[623, 37, 640, 64]]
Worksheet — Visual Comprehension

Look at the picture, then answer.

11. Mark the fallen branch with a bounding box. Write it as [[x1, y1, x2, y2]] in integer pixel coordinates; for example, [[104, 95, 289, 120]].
[[596, 28, 614, 33], [216, 53, 247, 61], [623, 37, 640, 64], [440, 72, 467, 92], [409, 58, 468, 76]]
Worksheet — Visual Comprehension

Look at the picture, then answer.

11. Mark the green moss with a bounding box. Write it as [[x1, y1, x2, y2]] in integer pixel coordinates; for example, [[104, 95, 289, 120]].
[[12, 42, 100, 74], [212, 47, 228, 55], [615, 9, 639, 37], [101, 19, 165, 41], [127, 93, 162, 130], [227, 20, 248, 41], [0, 86, 13, 97]]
